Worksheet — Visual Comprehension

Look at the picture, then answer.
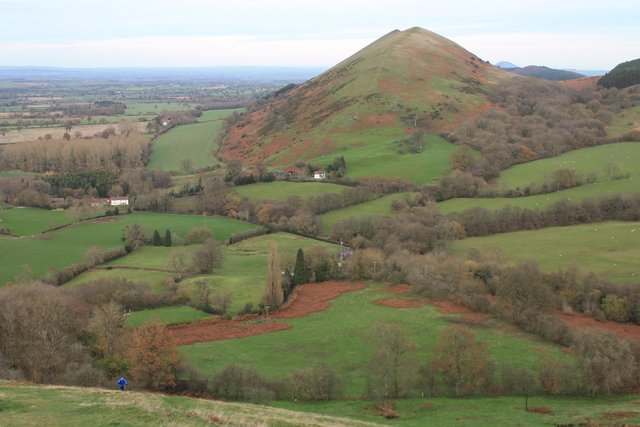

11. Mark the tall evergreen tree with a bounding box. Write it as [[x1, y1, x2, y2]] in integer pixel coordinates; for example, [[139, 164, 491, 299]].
[[164, 229, 172, 247], [293, 248, 308, 286], [152, 229, 163, 246]]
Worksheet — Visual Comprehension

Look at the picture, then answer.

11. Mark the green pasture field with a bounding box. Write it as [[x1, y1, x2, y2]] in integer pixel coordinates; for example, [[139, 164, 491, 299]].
[[148, 121, 224, 172], [438, 177, 640, 214], [197, 108, 243, 122], [608, 105, 640, 136], [127, 306, 212, 327], [182, 232, 340, 313], [0, 212, 258, 286], [320, 192, 416, 234], [452, 221, 640, 284], [235, 181, 347, 202], [65, 269, 171, 292], [63, 231, 338, 314], [276, 394, 640, 427], [0, 207, 70, 235], [0, 382, 378, 427], [182, 282, 569, 397], [314, 134, 455, 185], [496, 141, 640, 190]]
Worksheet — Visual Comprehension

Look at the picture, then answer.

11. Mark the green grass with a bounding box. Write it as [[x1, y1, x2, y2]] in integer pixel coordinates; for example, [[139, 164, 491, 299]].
[[62, 231, 338, 314], [609, 105, 640, 136], [127, 306, 212, 327], [0, 382, 379, 427], [235, 181, 347, 202], [197, 108, 243, 123], [0, 212, 259, 286], [182, 232, 340, 313], [452, 221, 640, 284], [275, 395, 640, 427], [438, 177, 640, 213], [496, 142, 640, 190], [317, 134, 455, 185], [148, 121, 223, 172], [0, 207, 70, 235], [320, 193, 416, 233], [65, 269, 171, 292], [438, 142, 640, 215], [182, 283, 569, 397]]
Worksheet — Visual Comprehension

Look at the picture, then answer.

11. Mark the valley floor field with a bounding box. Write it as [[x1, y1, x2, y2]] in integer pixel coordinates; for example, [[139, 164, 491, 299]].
[[181, 282, 570, 397]]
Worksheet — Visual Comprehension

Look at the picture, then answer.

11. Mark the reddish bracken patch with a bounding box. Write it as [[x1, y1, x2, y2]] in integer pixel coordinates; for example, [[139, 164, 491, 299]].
[[388, 284, 411, 295], [601, 411, 635, 419], [529, 407, 554, 415], [170, 281, 366, 345], [383, 284, 490, 322], [276, 281, 367, 319], [560, 312, 640, 341]]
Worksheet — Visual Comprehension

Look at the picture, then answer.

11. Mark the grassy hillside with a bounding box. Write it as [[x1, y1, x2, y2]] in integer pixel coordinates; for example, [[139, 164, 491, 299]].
[[438, 178, 640, 214], [236, 181, 347, 202], [0, 382, 378, 427], [496, 142, 640, 190], [0, 212, 259, 286], [320, 192, 416, 233], [451, 221, 640, 284], [220, 27, 508, 183], [148, 108, 240, 172], [182, 283, 569, 397]]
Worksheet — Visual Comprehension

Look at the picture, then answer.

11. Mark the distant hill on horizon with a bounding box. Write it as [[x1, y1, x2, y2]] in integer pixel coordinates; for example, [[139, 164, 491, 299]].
[[0, 66, 326, 83], [494, 62, 585, 80], [494, 61, 607, 80]]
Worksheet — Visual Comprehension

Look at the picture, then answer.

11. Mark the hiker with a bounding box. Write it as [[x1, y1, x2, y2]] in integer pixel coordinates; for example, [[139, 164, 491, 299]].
[[117, 377, 128, 391]]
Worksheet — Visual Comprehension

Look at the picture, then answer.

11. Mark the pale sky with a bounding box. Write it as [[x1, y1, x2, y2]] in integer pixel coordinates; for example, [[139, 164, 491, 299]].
[[0, 0, 637, 70]]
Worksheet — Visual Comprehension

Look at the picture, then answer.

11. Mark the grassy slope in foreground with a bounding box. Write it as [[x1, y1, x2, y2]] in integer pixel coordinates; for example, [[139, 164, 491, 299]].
[[0, 382, 378, 427], [182, 283, 568, 397], [0, 212, 258, 286], [275, 395, 640, 427], [452, 221, 640, 284]]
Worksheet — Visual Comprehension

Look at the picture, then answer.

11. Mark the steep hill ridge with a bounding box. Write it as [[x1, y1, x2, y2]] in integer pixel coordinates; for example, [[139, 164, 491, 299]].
[[220, 27, 509, 173]]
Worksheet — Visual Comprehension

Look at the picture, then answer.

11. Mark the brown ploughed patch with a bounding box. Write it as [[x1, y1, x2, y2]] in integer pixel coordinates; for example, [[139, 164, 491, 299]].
[[529, 406, 554, 415], [170, 281, 366, 345], [560, 312, 640, 341]]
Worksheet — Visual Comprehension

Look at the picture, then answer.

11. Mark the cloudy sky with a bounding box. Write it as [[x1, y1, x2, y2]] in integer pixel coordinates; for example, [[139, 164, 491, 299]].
[[0, 0, 637, 70]]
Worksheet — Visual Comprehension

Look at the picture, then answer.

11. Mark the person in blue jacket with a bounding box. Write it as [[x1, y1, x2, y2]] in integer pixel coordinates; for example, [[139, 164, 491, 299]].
[[117, 377, 128, 391]]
